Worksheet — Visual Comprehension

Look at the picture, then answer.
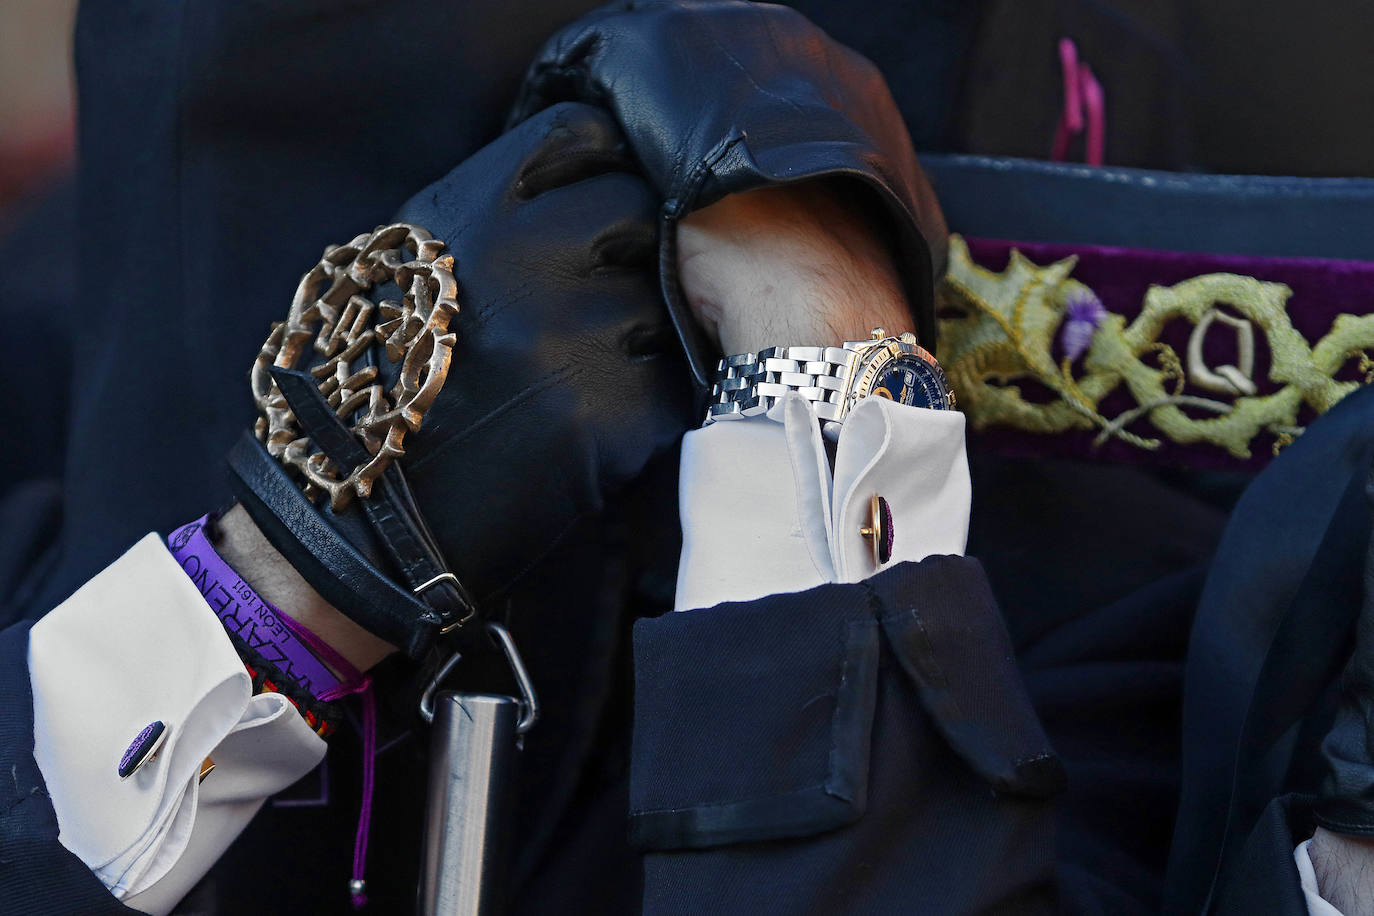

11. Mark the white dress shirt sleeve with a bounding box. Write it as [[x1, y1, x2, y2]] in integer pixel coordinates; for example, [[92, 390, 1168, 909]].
[[28, 534, 326, 915], [676, 391, 970, 612]]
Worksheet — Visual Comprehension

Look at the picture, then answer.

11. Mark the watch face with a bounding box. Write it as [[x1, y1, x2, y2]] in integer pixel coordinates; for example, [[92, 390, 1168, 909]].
[[857, 343, 954, 411]]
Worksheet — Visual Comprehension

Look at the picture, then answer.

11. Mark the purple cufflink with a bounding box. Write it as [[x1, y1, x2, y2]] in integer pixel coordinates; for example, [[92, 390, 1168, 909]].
[[118, 720, 168, 779]]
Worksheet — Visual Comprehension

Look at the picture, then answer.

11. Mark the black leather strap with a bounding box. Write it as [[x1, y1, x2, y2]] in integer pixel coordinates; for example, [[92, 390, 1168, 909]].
[[228, 432, 451, 659], [269, 366, 476, 626]]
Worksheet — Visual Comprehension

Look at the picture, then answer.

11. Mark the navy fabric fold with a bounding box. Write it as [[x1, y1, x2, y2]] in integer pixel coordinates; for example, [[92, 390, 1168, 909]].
[[631, 556, 1061, 914], [629, 584, 881, 849], [870, 557, 1067, 798], [1164, 382, 1374, 913]]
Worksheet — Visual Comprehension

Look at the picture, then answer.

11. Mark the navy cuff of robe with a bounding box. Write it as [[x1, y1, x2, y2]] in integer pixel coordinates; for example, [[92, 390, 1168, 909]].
[[1212, 794, 1314, 915], [1315, 701, 1374, 836], [628, 555, 1065, 851]]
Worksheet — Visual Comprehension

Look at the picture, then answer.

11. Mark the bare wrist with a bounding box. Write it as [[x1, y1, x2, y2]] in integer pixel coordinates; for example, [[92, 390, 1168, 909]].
[[1309, 826, 1374, 916], [677, 181, 912, 354], [215, 503, 396, 672]]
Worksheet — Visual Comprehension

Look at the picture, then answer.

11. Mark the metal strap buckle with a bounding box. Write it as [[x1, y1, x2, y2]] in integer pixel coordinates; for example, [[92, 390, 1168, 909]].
[[414, 572, 479, 634], [418, 622, 539, 735]]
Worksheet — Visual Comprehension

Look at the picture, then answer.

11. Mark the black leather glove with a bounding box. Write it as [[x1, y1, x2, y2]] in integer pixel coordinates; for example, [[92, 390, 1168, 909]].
[[228, 102, 692, 660], [1314, 466, 1374, 836], [508, 0, 948, 385]]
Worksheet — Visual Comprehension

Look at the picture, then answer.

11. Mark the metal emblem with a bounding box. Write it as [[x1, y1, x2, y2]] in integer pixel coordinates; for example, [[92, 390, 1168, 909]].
[[252, 223, 459, 510]]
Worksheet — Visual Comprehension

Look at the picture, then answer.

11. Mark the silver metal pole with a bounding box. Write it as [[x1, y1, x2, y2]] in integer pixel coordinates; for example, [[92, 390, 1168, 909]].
[[417, 692, 520, 916]]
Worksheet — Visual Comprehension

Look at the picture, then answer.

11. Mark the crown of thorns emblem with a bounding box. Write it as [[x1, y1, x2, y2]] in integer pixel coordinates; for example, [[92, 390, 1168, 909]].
[[252, 223, 459, 511]]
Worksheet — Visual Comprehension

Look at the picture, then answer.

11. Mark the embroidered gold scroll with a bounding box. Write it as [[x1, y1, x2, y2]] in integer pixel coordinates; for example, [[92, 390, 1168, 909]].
[[937, 235, 1374, 458]]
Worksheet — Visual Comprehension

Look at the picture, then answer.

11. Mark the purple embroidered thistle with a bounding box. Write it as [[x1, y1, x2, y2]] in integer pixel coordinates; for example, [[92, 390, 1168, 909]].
[[1060, 290, 1106, 362]]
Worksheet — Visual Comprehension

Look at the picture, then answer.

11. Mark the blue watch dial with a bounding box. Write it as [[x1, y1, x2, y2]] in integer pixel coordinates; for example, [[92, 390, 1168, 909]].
[[870, 354, 951, 410]]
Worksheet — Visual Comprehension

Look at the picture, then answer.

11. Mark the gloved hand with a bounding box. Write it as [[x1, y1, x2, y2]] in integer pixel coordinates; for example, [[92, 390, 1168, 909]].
[[508, 0, 948, 385], [227, 102, 693, 661]]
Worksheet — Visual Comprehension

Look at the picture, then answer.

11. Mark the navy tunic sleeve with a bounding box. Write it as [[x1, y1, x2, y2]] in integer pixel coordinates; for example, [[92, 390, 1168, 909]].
[[629, 556, 1065, 915]]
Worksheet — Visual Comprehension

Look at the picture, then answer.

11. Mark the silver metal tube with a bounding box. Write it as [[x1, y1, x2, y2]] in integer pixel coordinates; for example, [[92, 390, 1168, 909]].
[[418, 692, 520, 916]]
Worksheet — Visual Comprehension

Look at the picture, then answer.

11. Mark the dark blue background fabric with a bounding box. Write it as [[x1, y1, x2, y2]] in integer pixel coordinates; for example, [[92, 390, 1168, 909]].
[[0, 179, 73, 500], [0, 179, 73, 618]]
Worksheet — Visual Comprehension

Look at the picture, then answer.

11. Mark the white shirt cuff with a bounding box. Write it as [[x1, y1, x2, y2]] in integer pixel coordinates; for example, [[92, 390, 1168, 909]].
[[28, 535, 326, 912], [676, 392, 970, 611]]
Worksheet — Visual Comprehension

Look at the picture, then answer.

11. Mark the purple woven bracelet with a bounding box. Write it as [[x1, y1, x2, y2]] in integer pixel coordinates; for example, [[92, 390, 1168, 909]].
[[167, 516, 342, 699]]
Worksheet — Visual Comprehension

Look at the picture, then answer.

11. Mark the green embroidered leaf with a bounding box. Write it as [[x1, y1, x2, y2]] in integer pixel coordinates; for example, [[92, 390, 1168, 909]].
[[935, 234, 1374, 462]]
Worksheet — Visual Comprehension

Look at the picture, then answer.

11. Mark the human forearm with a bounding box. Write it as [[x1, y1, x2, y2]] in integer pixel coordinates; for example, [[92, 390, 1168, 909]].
[[214, 504, 394, 673], [677, 181, 915, 354], [1309, 824, 1374, 914]]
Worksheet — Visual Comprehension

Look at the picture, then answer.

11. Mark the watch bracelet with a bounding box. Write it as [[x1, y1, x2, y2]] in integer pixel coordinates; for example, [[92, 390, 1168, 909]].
[[705, 345, 857, 424]]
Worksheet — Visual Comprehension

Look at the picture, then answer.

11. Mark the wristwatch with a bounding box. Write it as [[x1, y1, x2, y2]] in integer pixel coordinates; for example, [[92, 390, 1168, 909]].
[[705, 328, 955, 437]]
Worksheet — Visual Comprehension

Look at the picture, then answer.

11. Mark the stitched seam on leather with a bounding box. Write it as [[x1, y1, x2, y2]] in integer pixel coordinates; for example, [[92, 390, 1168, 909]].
[[272, 370, 448, 596], [228, 439, 423, 632], [482, 503, 597, 603], [707, 8, 805, 117], [364, 492, 435, 587], [1316, 814, 1374, 832], [406, 364, 581, 470]]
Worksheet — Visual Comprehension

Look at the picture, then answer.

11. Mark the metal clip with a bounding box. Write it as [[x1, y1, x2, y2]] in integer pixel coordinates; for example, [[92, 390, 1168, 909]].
[[487, 623, 538, 735], [418, 622, 539, 735], [419, 651, 465, 725]]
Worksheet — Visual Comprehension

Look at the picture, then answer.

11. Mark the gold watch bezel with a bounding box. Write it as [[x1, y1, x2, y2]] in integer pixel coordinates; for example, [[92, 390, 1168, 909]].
[[843, 331, 951, 415]]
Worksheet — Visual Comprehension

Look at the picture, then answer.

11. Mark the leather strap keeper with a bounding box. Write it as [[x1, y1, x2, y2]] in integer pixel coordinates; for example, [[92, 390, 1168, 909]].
[[227, 432, 466, 660]]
